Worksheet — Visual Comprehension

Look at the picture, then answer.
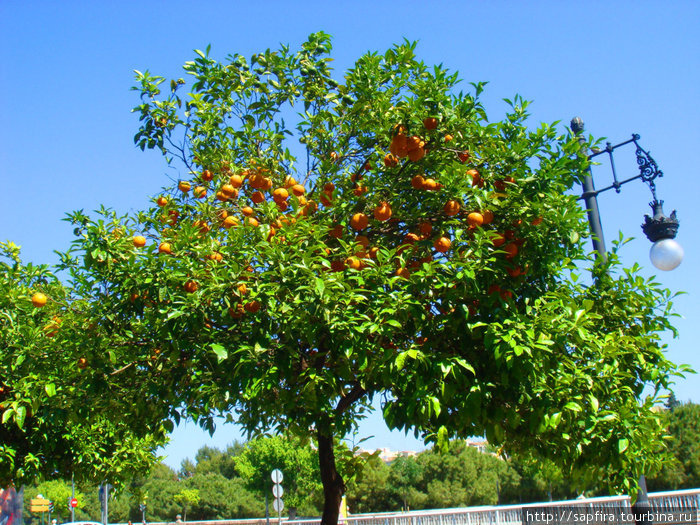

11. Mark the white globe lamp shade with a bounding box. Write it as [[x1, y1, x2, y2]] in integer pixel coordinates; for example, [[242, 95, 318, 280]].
[[649, 238, 683, 271]]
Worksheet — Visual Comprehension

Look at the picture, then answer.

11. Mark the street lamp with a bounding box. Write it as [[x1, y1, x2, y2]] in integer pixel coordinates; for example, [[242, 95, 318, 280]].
[[571, 117, 683, 270], [571, 117, 682, 525]]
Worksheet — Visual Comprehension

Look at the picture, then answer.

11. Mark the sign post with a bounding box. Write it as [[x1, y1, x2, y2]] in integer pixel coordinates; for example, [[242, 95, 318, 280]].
[[271, 469, 284, 525]]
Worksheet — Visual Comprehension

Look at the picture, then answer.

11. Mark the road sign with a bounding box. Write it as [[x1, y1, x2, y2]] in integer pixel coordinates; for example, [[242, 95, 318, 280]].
[[272, 499, 284, 513], [70, 498, 78, 508], [30, 498, 50, 513], [272, 484, 284, 498], [271, 469, 283, 484]]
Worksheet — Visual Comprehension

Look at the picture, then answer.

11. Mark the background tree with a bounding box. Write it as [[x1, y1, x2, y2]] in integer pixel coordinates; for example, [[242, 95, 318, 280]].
[[173, 488, 200, 522], [346, 454, 391, 513], [388, 456, 426, 511], [234, 435, 323, 518], [53, 33, 685, 525], [648, 402, 700, 490]]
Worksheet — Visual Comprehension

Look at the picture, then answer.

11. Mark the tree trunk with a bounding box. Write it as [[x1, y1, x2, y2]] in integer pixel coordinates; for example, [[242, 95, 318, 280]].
[[318, 430, 344, 525]]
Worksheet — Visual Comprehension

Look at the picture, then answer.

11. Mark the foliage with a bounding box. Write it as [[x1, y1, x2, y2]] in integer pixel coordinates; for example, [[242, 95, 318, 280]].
[[173, 488, 200, 521], [9, 32, 681, 523], [0, 241, 166, 487], [648, 402, 700, 490], [234, 434, 323, 517]]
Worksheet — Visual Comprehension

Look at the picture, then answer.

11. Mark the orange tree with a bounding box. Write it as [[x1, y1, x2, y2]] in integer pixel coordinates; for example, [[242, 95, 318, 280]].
[[56, 33, 683, 524], [0, 241, 165, 487]]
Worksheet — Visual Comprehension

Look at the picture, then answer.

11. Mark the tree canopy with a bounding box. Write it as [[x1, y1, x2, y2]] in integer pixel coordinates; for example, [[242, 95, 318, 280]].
[[1, 32, 686, 524]]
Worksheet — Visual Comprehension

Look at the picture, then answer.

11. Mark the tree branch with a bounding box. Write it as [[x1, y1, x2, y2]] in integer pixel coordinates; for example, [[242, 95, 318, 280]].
[[334, 383, 366, 415]]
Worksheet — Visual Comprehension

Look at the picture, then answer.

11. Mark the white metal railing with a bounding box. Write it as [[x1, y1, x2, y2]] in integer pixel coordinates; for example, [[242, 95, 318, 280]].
[[132, 488, 700, 525]]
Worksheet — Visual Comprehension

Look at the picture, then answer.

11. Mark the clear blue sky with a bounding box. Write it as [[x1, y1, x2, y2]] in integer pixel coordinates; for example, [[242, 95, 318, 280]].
[[2, 1, 699, 471]]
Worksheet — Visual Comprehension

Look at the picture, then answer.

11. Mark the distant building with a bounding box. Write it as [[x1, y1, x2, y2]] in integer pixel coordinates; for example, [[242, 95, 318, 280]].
[[358, 439, 491, 463]]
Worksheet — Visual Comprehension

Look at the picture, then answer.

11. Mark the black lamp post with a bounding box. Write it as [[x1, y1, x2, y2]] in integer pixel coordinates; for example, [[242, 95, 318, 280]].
[[571, 117, 683, 525], [571, 117, 683, 270]]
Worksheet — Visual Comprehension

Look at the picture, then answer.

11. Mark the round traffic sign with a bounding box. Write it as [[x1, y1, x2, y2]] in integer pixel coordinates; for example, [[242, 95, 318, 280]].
[[272, 498, 284, 513], [271, 469, 283, 484], [272, 484, 284, 498], [70, 498, 78, 508]]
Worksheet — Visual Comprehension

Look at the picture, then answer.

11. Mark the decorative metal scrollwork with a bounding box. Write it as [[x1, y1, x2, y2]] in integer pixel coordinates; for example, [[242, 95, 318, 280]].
[[633, 134, 663, 199]]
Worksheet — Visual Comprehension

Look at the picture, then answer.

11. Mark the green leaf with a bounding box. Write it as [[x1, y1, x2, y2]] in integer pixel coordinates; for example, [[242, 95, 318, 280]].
[[618, 438, 629, 454], [315, 277, 325, 297], [211, 344, 228, 362], [15, 406, 27, 429], [45, 383, 56, 397]]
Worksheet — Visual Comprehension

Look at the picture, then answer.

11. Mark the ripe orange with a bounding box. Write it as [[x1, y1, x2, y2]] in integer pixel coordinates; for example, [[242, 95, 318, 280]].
[[323, 182, 335, 194], [444, 134, 453, 142], [201, 169, 213, 181], [193, 186, 207, 199], [273, 188, 289, 202], [156, 196, 168, 207], [208, 252, 223, 262], [395, 267, 410, 279], [503, 243, 518, 259], [244, 300, 261, 313], [411, 175, 426, 189], [320, 193, 333, 207], [241, 206, 254, 217], [158, 242, 172, 254], [444, 200, 461, 216], [423, 178, 438, 191], [374, 202, 392, 221], [492, 233, 506, 247], [330, 151, 339, 162], [277, 200, 289, 211], [223, 216, 239, 229], [229, 304, 245, 318], [133, 235, 147, 248], [178, 181, 191, 193], [350, 213, 369, 231], [221, 184, 236, 197], [434, 236, 452, 253], [423, 117, 438, 130], [246, 217, 260, 228], [237, 283, 248, 295], [216, 191, 229, 202], [407, 146, 426, 162], [291, 184, 305, 197], [77, 357, 88, 370], [467, 169, 480, 186], [404, 232, 420, 244], [261, 177, 273, 190], [458, 151, 471, 163], [482, 210, 494, 225], [355, 235, 370, 248], [330, 259, 345, 272], [384, 153, 398, 167], [531, 216, 543, 226], [345, 256, 362, 270], [467, 212, 484, 227], [368, 246, 380, 259], [251, 191, 265, 204], [194, 220, 210, 233], [419, 221, 433, 236], [390, 134, 409, 158], [184, 280, 199, 293], [31, 292, 48, 308], [507, 266, 522, 277], [329, 224, 344, 238], [229, 174, 243, 188], [284, 176, 297, 188], [301, 200, 318, 216], [353, 185, 366, 196]]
